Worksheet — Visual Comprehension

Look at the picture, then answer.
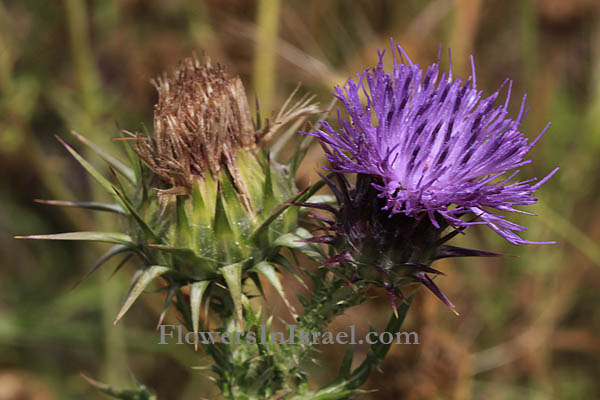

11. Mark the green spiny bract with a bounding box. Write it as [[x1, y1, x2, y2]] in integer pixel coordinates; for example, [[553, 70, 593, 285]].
[[20, 56, 320, 330], [300, 173, 505, 315]]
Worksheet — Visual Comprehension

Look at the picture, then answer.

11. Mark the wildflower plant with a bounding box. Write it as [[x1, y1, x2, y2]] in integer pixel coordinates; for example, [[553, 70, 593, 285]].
[[18, 42, 556, 399], [305, 43, 557, 314]]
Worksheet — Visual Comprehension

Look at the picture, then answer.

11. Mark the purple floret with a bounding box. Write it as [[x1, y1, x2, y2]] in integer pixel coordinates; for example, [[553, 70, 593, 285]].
[[309, 42, 558, 245]]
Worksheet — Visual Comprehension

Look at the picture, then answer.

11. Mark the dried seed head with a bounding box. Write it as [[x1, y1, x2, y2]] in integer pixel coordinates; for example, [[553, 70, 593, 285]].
[[136, 56, 257, 191]]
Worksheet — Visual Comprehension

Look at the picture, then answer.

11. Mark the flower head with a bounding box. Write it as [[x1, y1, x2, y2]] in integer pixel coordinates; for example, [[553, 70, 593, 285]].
[[310, 43, 557, 245], [135, 56, 257, 192]]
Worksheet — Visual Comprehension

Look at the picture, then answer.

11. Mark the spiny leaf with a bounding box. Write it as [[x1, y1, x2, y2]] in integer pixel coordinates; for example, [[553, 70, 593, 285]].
[[190, 180, 217, 257], [146, 244, 218, 277], [261, 153, 277, 212], [337, 348, 354, 380], [190, 280, 211, 348], [34, 199, 126, 215], [15, 231, 134, 246], [292, 176, 329, 205], [56, 136, 124, 206], [113, 188, 161, 243], [270, 253, 307, 289], [253, 261, 295, 318], [175, 196, 192, 248], [219, 173, 252, 243], [249, 187, 310, 243], [299, 389, 365, 400], [114, 265, 170, 324], [157, 285, 178, 329], [221, 263, 244, 330], [413, 272, 457, 314], [74, 244, 131, 289], [81, 374, 157, 400], [236, 150, 266, 210], [213, 183, 241, 263], [71, 130, 136, 184], [109, 167, 134, 201], [119, 129, 142, 183], [304, 194, 337, 206], [434, 244, 508, 260], [197, 173, 218, 218], [247, 271, 266, 299], [274, 228, 325, 261], [110, 253, 133, 279]]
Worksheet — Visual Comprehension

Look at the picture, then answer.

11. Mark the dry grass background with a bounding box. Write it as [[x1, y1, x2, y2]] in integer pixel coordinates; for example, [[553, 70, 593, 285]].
[[1, 0, 600, 399]]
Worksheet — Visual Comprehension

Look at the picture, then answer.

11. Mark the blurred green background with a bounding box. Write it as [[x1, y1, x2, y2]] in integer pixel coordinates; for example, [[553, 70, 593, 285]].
[[1, 0, 600, 399]]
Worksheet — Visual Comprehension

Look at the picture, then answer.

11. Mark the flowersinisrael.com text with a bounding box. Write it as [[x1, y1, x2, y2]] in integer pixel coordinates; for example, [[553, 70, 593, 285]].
[[158, 324, 419, 346]]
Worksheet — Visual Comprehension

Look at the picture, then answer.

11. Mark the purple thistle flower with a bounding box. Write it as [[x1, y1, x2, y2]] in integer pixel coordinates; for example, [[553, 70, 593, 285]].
[[309, 43, 558, 245]]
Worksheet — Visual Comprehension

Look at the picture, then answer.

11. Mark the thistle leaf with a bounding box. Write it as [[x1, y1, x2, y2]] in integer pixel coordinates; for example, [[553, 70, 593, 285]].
[[261, 154, 277, 212], [253, 261, 295, 317], [114, 265, 170, 324], [304, 194, 337, 206], [189, 280, 211, 343], [236, 150, 267, 209], [434, 244, 507, 259], [274, 228, 325, 261], [337, 348, 354, 380], [197, 173, 218, 218], [56, 136, 124, 206], [219, 173, 252, 243], [146, 244, 218, 277], [190, 179, 216, 254], [74, 244, 131, 289], [270, 254, 307, 288], [16, 231, 134, 246], [249, 187, 310, 244], [71, 130, 136, 184], [113, 188, 161, 243], [119, 129, 142, 183], [81, 374, 157, 400], [413, 272, 457, 313], [157, 285, 178, 329], [248, 271, 266, 297], [34, 199, 126, 215], [221, 263, 244, 330], [175, 196, 192, 248]]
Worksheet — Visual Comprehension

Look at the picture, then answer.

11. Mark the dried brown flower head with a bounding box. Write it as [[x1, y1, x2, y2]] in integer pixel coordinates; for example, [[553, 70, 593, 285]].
[[136, 55, 320, 199], [136, 56, 256, 192]]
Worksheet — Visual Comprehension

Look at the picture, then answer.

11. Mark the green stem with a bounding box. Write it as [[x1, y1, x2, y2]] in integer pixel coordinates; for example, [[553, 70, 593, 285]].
[[290, 296, 414, 400]]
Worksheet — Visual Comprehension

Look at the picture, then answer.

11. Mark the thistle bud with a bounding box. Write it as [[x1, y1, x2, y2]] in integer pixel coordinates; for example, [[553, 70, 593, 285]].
[[136, 56, 257, 194], [304, 42, 557, 313], [21, 55, 320, 332]]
